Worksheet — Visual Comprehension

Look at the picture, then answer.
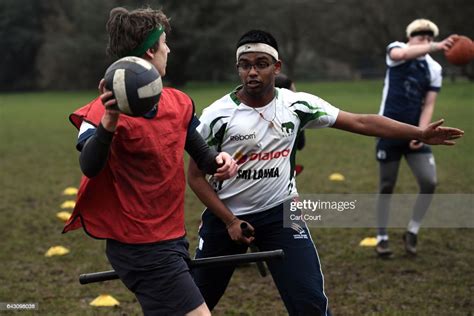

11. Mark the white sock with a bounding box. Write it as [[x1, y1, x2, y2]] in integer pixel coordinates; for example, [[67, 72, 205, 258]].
[[376, 235, 389, 243], [407, 220, 421, 235]]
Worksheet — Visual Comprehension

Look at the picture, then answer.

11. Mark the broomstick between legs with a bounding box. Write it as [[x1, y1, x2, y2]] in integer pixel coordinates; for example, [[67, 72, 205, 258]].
[[79, 249, 284, 284]]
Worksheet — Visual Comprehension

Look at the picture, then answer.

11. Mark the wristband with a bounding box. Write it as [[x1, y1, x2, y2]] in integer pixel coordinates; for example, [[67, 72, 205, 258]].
[[225, 217, 239, 230]]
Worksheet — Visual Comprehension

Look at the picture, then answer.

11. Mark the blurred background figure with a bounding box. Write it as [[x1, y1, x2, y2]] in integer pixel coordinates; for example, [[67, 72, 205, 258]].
[[375, 19, 457, 258]]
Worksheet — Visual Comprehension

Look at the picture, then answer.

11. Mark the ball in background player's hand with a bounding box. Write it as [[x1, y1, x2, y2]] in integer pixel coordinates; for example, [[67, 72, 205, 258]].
[[104, 56, 162, 117], [444, 35, 474, 66]]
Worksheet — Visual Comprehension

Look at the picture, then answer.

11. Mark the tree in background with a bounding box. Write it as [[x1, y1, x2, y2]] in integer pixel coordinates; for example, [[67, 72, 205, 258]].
[[0, 0, 43, 91], [35, 0, 112, 90], [1, 0, 473, 91]]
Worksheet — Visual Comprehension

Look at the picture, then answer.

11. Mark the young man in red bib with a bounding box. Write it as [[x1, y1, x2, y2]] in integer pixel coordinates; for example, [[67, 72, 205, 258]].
[[63, 7, 237, 316]]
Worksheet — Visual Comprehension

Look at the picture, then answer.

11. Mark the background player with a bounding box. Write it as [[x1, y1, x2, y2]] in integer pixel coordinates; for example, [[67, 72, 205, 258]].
[[375, 19, 457, 257]]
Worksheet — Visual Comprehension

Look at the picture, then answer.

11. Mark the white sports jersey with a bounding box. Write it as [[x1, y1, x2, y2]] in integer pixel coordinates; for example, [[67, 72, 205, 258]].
[[197, 87, 339, 215]]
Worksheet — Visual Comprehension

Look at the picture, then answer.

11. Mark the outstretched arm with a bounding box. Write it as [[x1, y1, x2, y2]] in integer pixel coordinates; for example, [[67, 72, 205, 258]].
[[390, 35, 457, 61], [332, 111, 463, 145]]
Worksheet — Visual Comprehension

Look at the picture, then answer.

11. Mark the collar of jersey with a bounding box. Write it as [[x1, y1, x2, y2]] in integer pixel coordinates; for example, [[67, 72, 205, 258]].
[[142, 105, 158, 119], [230, 85, 279, 106]]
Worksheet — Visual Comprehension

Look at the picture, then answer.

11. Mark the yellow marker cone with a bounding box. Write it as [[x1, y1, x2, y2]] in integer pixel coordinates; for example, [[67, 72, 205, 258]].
[[62, 187, 78, 195], [90, 294, 120, 307], [56, 211, 72, 222], [359, 237, 378, 247], [45, 246, 70, 257], [329, 173, 345, 181], [60, 200, 76, 209]]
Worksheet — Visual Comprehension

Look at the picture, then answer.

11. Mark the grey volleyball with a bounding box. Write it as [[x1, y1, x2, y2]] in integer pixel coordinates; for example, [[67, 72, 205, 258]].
[[104, 56, 162, 117]]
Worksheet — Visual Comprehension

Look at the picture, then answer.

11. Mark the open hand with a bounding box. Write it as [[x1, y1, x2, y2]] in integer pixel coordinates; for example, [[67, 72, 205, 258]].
[[420, 119, 464, 145]]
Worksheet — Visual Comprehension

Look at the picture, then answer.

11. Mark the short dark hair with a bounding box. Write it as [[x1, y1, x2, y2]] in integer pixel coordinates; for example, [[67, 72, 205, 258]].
[[106, 7, 171, 58], [236, 30, 279, 53], [275, 73, 293, 90]]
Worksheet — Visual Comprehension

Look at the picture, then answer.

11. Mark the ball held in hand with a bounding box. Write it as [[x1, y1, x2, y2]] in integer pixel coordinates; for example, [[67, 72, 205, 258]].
[[444, 35, 474, 66], [104, 56, 162, 117]]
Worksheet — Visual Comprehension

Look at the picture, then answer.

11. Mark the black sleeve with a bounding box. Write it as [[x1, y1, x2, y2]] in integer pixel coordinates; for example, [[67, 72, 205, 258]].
[[79, 123, 114, 178], [185, 127, 220, 175], [296, 130, 306, 150], [188, 112, 201, 132]]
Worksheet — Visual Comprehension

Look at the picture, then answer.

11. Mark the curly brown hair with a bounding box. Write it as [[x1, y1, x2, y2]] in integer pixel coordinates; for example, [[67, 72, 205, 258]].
[[106, 7, 171, 58]]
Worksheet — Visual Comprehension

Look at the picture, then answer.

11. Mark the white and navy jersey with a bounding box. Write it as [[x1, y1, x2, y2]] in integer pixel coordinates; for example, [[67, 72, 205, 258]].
[[379, 41, 442, 126], [197, 87, 339, 216]]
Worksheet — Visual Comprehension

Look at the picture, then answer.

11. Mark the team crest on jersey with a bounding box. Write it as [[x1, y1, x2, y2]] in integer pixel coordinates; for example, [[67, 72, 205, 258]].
[[377, 150, 387, 160], [281, 122, 295, 134]]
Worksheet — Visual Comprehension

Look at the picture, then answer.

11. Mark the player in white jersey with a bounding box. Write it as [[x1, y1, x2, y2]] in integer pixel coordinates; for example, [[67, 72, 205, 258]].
[[375, 19, 458, 258], [197, 83, 338, 215], [188, 30, 463, 316]]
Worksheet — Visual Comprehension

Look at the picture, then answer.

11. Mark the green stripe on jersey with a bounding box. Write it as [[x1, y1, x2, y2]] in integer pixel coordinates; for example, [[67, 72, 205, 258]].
[[291, 100, 328, 129], [205, 116, 228, 148]]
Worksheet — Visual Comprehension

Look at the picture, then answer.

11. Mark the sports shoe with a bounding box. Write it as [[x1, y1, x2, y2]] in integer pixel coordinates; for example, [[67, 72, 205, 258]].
[[375, 240, 393, 258], [403, 232, 417, 255]]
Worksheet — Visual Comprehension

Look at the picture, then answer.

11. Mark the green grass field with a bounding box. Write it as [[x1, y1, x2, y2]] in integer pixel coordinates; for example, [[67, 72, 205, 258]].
[[0, 80, 472, 315]]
